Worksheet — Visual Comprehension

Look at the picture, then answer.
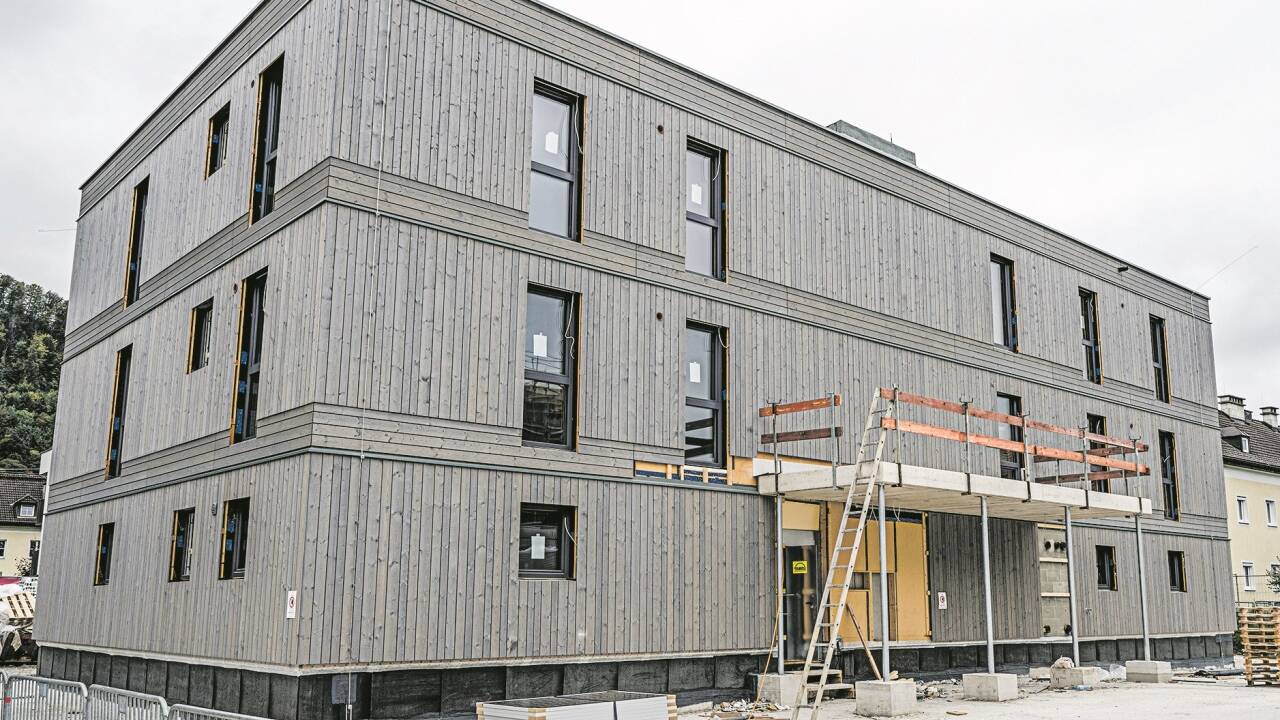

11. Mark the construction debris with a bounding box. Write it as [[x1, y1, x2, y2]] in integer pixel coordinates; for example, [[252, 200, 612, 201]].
[[707, 699, 788, 719]]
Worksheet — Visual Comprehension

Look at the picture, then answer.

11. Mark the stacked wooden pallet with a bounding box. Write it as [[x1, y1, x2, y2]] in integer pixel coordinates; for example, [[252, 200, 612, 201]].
[[1238, 606, 1280, 686]]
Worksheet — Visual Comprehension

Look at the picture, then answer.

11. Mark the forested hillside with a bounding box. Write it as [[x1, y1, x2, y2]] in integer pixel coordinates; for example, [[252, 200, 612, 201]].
[[0, 274, 67, 470]]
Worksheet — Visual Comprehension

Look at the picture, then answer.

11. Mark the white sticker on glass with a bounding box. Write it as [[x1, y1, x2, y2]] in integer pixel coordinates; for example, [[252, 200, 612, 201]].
[[533, 333, 548, 358], [545, 132, 559, 155], [531, 534, 546, 560], [691, 183, 703, 205], [689, 361, 702, 384]]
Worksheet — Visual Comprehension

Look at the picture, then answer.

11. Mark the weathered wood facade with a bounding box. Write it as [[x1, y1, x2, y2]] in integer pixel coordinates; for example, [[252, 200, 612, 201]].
[[39, 0, 1233, 707]]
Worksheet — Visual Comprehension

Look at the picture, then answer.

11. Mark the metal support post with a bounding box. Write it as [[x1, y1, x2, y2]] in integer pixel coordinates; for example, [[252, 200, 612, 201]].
[[1135, 513, 1152, 661], [878, 483, 890, 675], [830, 392, 839, 489], [1064, 506, 1081, 665], [962, 400, 973, 495], [980, 495, 996, 674], [773, 406, 785, 675]]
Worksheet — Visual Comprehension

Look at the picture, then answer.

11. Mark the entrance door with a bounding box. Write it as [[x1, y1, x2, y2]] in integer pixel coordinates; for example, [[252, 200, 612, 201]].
[[783, 544, 819, 660]]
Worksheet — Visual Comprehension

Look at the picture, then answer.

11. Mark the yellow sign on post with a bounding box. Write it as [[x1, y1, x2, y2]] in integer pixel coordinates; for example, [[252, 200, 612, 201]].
[[791, 560, 809, 575]]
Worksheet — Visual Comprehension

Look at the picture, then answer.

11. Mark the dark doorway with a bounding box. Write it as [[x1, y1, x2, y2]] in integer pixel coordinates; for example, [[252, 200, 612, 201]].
[[783, 543, 820, 661]]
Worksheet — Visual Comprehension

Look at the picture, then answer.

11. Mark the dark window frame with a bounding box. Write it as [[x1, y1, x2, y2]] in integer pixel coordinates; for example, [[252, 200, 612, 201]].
[[989, 254, 1018, 351], [1086, 413, 1109, 492], [684, 322, 727, 469], [1079, 288, 1102, 383], [105, 345, 133, 479], [94, 522, 115, 586], [169, 507, 196, 582], [521, 285, 579, 449], [996, 392, 1024, 480], [206, 103, 231, 177], [685, 139, 726, 280], [1159, 431, 1179, 520], [1150, 315, 1171, 402], [1096, 545, 1117, 591], [188, 299, 214, 373], [528, 81, 583, 240], [1167, 550, 1187, 592], [250, 58, 284, 223], [517, 502, 576, 580], [232, 271, 268, 443], [123, 178, 149, 306], [219, 498, 250, 580]]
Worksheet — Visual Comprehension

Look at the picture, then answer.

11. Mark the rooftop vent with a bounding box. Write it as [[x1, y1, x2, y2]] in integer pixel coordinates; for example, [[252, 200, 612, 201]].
[[826, 120, 916, 166], [1218, 394, 1247, 421], [1261, 406, 1278, 429]]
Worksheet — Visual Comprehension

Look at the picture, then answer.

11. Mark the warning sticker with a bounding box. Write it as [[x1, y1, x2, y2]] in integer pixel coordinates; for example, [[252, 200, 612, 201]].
[[791, 560, 809, 575]]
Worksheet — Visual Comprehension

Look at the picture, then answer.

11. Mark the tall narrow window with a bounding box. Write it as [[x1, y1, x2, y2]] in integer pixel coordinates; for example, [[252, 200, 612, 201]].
[[686, 140, 725, 279], [1086, 413, 1109, 492], [206, 104, 230, 177], [250, 58, 284, 222], [1167, 551, 1187, 592], [518, 503, 576, 580], [1150, 315, 1170, 402], [1079, 288, 1102, 383], [1236, 496, 1249, 524], [989, 255, 1017, 351], [522, 287, 577, 448], [219, 498, 250, 580], [995, 393, 1024, 480], [94, 523, 115, 586], [28, 540, 39, 575], [123, 178, 149, 306], [1159, 431, 1179, 520], [1266, 499, 1277, 527], [528, 82, 582, 238], [188, 299, 214, 372], [1096, 545, 1117, 591], [684, 323, 726, 468], [1242, 562, 1256, 591], [232, 271, 268, 443], [105, 346, 133, 478], [169, 508, 196, 582]]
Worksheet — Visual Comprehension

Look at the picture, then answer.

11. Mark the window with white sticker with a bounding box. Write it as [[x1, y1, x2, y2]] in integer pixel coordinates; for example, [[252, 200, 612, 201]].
[[686, 140, 725, 279], [529, 83, 582, 238], [523, 286, 577, 448], [685, 322, 726, 468], [518, 503, 575, 579]]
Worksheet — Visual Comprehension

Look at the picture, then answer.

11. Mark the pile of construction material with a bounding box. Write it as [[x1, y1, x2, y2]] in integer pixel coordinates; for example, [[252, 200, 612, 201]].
[[0, 586, 37, 663], [1238, 606, 1280, 686]]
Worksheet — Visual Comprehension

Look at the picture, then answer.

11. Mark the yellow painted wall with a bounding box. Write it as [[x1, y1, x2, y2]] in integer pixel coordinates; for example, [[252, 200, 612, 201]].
[[0, 526, 41, 578], [1225, 465, 1280, 602], [824, 508, 930, 642]]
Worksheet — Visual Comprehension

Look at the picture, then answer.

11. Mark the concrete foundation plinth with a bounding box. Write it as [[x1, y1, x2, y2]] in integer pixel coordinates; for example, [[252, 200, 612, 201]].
[[1049, 666, 1103, 689], [962, 673, 1017, 701], [854, 680, 916, 717], [1125, 660, 1172, 683], [754, 673, 805, 705]]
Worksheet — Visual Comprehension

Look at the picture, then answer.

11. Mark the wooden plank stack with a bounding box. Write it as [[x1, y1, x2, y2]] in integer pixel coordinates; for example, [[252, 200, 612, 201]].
[[1238, 606, 1280, 686]]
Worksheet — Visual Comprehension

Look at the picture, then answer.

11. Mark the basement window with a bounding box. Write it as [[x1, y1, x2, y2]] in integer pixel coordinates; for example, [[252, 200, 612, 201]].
[[522, 287, 577, 448], [169, 508, 196, 582], [206, 103, 230, 177], [989, 254, 1017, 351], [123, 178, 149, 306], [219, 498, 250, 580], [995, 393, 1024, 480], [105, 345, 133, 478], [188, 299, 213, 372], [1159, 431, 1179, 520], [686, 140, 726, 279], [94, 523, 115, 586], [250, 58, 284, 223], [518, 503, 575, 580], [232, 271, 268, 443], [685, 323, 726, 468], [1150, 315, 1170, 402], [1167, 551, 1187, 592], [1096, 545, 1117, 591], [1079, 288, 1102, 383], [529, 82, 583, 239]]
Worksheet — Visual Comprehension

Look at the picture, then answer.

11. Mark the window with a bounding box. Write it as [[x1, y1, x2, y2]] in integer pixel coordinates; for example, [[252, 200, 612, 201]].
[[250, 58, 284, 222], [1150, 315, 1170, 402], [523, 287, 577, 448], [1086, 413, 1109, 492], [232, 271, 268, 443], [188, 300, 214, 372], [16, 503, 35, 519], [206, 104, 230, 177], [94, 523, 115, 586], [1267, 499, 1277, 527], [989, 254, 1017, 351], [685, 323, 726, 468], [996, 393, 1024, 480], [1237, 496, 1250, 524], [1096, 545, 1117, 591], [1159, 431, 1179, 520], [169, 508, 196, 582], [686, 140, 725, 279], [1242, 562, 1256, 591], [28, 540, 39, 575], [518, 503, 575, 579], [528, 82, 582, 238], [219, 498, 250, 580], [1168, 551, 1187, 592], [105, 345, 133, 478], [123, 178, 149, 306], [0, 540, 6, 558], [1079, 288, 1102, 383]]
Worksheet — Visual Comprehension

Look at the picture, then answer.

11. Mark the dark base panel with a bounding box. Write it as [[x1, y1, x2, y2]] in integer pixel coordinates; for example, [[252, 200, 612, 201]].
[[38, 636, 1232, 719]]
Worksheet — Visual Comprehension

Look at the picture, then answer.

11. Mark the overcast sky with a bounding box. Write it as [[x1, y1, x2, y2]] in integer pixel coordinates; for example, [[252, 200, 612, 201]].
[[1, 1, 1276, 408]]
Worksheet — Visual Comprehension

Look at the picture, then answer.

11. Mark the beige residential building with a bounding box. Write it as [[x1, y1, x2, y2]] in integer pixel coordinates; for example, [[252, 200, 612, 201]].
[[0, 471, 44, 579], [1219, 396, 1280, 604]]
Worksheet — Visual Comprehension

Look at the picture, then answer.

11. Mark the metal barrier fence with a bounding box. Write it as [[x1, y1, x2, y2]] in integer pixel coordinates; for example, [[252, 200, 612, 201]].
[[2, 675, 89, 720], [170, 707, 269, 720], [86, 685, 168, 720]]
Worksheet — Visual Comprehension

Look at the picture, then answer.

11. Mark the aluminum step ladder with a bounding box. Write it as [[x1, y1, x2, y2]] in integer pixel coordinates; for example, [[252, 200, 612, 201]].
[[789, 391, 894, 720]]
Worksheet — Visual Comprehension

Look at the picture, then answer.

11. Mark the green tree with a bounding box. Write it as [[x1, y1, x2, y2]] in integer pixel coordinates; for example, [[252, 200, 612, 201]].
[[0, 274, 67, 470]]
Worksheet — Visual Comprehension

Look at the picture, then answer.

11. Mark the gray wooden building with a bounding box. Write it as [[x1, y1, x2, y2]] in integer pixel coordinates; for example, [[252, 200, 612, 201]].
[[37, 0, 1234, 717]]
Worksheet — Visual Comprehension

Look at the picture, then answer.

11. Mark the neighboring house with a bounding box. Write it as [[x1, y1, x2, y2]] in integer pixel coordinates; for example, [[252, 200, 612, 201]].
[[1219, 396, 1280, 604], [0, 471, 44, 578], [37, 1, 1233, 717]]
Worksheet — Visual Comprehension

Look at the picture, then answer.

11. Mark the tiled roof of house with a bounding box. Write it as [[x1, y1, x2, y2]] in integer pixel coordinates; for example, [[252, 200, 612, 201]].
[[0, 471, 44, 527], [1220, 411, 1280, 475]]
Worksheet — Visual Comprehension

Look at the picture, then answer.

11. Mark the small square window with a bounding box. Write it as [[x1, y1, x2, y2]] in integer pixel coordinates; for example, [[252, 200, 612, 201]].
[[518, 503, 575, 580], [16, 503, 35, 519], [1096, 545, 1117, 591], [206, 104, 230, 176]]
